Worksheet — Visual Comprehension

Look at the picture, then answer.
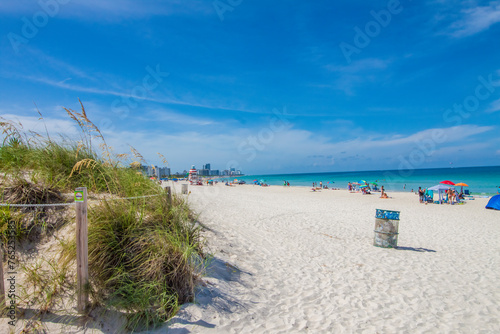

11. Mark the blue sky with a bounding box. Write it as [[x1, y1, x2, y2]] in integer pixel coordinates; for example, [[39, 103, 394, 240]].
[[1, 0, 499, 174]]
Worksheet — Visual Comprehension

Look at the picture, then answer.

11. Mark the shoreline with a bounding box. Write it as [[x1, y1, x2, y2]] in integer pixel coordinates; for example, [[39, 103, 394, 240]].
[[178, 181, 497, 198]]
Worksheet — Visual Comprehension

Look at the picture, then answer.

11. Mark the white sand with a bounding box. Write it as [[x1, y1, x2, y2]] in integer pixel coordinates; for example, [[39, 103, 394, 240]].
[[164, 182, 500, 334], [2, 182, 498, 333]]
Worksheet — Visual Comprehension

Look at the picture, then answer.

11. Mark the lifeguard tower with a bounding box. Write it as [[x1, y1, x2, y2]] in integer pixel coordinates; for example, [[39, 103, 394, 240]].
[[188, 165, 198, 183]]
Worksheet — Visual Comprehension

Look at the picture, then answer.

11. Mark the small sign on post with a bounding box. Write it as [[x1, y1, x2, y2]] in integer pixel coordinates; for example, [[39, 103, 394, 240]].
[[74, 190, 84, 202], [75, 187, 89, 313]]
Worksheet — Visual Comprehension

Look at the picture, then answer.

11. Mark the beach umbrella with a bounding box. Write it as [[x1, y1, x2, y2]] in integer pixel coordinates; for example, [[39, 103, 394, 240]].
[[371, 182, 378, 186], [359, 180, 367, 184], [440, 180, 455, 185], [455, 182, 469, 192], [359, 185, 368, 188]]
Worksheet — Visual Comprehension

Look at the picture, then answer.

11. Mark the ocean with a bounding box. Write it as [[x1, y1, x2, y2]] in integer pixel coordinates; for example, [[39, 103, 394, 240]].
[[236, 166, 500, 195]]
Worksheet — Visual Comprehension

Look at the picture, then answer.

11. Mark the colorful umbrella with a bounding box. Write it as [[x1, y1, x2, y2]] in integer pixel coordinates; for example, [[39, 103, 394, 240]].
[[455, 182, 469, 192], [440, 180, 455, 185]]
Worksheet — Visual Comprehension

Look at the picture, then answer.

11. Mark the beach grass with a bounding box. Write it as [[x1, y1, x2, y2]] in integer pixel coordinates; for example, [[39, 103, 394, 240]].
[[0, 102, 204, 331]]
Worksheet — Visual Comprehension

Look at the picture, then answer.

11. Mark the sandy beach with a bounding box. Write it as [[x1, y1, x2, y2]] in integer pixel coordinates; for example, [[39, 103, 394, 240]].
[[165, 182, 500, 334]]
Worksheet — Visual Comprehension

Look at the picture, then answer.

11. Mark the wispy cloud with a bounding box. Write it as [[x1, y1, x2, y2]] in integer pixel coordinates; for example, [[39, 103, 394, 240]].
[[3, 112, 496, 173], [486, 98, 500, 113], [0, 113, 79, 138], [20, 74, 259, 114], [144, 109, 217, 126], [448, 2, 500, 37], [322, 58, 392, 95], [326, 58, 391, 73], [0, 0, 213, 19]]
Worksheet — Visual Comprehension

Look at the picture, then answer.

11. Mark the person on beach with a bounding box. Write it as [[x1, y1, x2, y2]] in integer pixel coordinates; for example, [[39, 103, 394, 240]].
[[446, 189, 454, 204], [418, 187, 425, 203], [380, 186, 388, 198], [320, 181, 323, 189]]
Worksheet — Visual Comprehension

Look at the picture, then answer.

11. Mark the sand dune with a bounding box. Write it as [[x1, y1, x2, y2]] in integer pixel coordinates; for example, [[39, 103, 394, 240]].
[[165, 182, 500, 334]]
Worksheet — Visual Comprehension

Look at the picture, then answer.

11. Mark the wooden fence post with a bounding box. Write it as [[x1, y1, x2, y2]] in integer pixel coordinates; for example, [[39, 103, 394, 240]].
[[0, 244, 5, 312], [165, 186, 172, 207], [75, 187, 88, 313]]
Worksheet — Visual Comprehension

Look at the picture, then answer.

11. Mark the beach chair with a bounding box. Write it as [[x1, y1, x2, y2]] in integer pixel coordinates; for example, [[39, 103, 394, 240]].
[[424, 190, 434, 203], [464, 189, 470, 195]]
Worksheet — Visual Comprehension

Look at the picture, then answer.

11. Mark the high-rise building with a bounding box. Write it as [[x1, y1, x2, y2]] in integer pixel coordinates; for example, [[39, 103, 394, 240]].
[[159, 167, 170, 178]]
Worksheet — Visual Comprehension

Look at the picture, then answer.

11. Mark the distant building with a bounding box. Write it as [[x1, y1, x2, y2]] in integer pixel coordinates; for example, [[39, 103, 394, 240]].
[[159, 167, 170, 178], [140, 165, 155, 177], [140, 165, 170, 178], [198, 168, 210, 176], [210, 170, 219, 176]]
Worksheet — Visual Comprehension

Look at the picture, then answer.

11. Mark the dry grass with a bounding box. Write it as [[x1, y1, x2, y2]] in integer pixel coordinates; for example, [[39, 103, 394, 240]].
[[0, 179, 69, 243]]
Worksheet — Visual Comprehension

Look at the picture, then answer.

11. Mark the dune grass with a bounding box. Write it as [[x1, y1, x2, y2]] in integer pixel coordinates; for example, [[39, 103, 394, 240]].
[[0, 101, 204, 332]]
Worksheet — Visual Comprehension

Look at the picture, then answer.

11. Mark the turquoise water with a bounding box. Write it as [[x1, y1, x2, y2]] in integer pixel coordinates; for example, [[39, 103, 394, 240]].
[[236, 166, 500, 195]]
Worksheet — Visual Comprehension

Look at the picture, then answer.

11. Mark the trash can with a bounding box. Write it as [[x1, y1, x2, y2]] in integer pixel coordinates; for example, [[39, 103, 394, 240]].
[[182, 184, 188, 194], [374, 209, 400, 248]]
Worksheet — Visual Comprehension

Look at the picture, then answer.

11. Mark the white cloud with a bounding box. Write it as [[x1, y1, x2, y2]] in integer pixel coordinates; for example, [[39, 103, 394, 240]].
[[486, 98, 500, 113], [2, 113, 496, 174], [323, 58, 392, 95], [20, 74, 257, 114], [448, 2, 500, 37], [145, 109, 217, 126], [326, 58, 391, 73], [0, 113, 79, 139], [0, 0, 213, 19]]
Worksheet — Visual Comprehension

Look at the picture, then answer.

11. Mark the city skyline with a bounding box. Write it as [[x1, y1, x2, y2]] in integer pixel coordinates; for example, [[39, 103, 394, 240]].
[[141, 163, 242, 178]]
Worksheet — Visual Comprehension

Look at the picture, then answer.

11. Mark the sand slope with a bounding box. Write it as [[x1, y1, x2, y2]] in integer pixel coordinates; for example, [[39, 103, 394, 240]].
[[165, 183, 500, 334]]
